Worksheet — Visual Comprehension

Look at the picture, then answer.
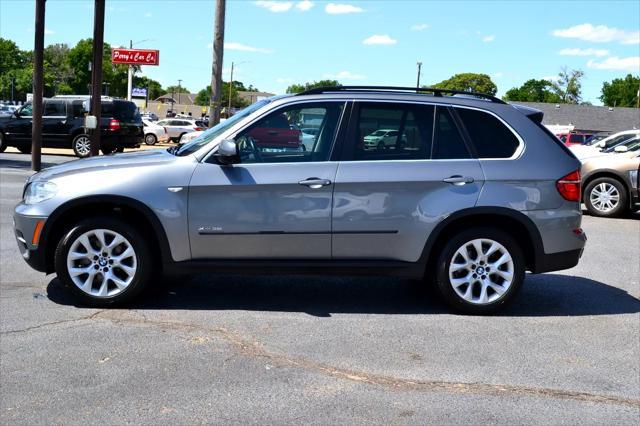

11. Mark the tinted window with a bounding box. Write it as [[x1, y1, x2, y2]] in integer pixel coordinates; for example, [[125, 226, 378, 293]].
[[456, 108, 519, 158], [234, 102, 344, 164], [349, 103, 434, 161], [43, 100, 66, 116], [19, 104, 33, 116], [432, 107, 471, 159]]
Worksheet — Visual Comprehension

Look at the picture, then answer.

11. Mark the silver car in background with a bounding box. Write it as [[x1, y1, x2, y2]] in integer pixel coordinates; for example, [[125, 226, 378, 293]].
[[13, 86, 586, 314]]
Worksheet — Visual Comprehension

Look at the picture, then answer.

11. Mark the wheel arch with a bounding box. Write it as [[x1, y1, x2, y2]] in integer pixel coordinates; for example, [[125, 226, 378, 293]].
[[419, 207, 545, 277], [41, 195, 173, 274]]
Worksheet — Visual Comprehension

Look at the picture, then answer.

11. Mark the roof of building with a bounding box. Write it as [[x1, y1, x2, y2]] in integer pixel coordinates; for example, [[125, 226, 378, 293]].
[[512, 101, 640, 134], [154, 93, 198, 105]]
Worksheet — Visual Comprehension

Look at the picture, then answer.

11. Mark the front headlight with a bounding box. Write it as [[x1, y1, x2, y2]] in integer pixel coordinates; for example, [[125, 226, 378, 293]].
[[24, 181, 58, 204]]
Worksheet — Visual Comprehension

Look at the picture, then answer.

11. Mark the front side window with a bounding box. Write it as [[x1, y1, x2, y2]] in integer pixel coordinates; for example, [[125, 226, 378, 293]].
[[432, 107, 471, 159], [349, 103, 434, 161], [455, 108, 520, 158], [19, 104, 33, 117], [233, 102, 344, 164], [43, 100, 66, 117]]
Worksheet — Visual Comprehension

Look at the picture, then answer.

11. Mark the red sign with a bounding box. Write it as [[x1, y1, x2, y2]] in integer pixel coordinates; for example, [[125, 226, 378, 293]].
[[111, 48, 159, 66]]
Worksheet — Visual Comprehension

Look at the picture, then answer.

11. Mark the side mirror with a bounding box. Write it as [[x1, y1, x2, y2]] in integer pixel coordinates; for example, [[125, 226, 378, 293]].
[[614, 145, 628, 153], [214, 139, 240, 165]]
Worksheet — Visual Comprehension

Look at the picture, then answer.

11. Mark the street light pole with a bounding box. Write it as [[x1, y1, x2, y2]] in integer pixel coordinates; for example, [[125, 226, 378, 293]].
[[416, 61, 422, 90], [178, 79, 182, 109], [127, 40, 133, 101], [227, 61, 234, 116], [10, 77, 15, 103]]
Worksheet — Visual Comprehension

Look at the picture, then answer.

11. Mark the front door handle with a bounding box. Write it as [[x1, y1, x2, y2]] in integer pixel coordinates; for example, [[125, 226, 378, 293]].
[[443, 175, 474, 185], [298, 177, 332, 189]]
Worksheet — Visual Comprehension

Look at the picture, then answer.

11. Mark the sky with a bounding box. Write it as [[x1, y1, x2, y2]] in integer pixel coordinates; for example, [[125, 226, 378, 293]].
[[1, 0, 639, 104]]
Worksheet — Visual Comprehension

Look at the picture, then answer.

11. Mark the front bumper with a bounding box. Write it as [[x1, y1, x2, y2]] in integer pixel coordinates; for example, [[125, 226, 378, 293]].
[[13, 212, 49, 273]]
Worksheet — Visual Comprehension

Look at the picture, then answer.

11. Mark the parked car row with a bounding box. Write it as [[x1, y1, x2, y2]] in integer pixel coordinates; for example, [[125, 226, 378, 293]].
[[0, 96, 143, 157]]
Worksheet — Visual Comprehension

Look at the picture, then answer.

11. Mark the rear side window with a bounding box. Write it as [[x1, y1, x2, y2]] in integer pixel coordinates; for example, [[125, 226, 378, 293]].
[[347, 102, 434, 161], [432, 107, 471, 159], [456, 108, 520, 158], [43, 100, 66, 116]]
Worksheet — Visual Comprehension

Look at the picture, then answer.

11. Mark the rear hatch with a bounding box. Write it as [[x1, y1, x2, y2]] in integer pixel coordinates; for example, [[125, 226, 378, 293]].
[[103, 100, 143, 137]]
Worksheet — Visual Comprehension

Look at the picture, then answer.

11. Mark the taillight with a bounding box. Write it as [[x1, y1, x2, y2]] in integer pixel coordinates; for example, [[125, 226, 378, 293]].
[[194, 127, 204, 131], [556, 170, 581, 201], [109, 119, 120, 131]]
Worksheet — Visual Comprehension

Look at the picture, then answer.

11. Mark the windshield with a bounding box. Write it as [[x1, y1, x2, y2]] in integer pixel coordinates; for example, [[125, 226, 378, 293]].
[[175, 99, 272, 156]]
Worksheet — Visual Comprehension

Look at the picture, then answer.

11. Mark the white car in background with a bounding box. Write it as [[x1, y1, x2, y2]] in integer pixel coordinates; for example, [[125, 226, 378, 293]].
[[142, 119, 169, 145], [589, 130, 640, 149], [179, 131, 203, 144], [155, 118, 205, 142]]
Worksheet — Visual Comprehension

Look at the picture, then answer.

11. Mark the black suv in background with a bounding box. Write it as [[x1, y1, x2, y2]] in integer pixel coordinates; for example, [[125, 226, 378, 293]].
[[0, 97, 143, 157]]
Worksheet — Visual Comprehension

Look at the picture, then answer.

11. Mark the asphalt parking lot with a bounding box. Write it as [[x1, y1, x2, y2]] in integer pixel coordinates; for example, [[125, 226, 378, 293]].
[[1, 152, 639, 424]]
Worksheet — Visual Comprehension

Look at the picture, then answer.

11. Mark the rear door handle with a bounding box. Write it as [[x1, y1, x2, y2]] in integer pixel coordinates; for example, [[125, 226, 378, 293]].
[[443, 175, 474, 185], [298, 177, 332, 189]]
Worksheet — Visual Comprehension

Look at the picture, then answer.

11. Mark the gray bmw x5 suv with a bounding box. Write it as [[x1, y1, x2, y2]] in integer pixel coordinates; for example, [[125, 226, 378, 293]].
[[14, 86, 586, 314]]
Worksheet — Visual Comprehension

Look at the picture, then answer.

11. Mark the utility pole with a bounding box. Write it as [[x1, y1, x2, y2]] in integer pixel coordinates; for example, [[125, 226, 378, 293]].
[[227, 61, 234, 117], [127, 40, 133, 101], [416, 61, 422, 89], [31, 0, 46, 172], [90, 0, 105, 157], [209, 0, 226, 127], [178, 79, 182, 109]]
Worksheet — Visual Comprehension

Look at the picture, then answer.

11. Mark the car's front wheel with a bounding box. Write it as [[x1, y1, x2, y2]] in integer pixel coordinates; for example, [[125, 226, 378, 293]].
[[72, 134, 92, 158], [54, 217, 153, 307], [584, 177, 628, 217], [435, 228, 524, 314]]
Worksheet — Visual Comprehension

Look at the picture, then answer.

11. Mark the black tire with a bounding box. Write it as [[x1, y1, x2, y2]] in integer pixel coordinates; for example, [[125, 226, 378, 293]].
[[115, 147, 124, 153], [17, 145, 31, 154], [584, 177, 628, 218], [72, 134, 92, 158], [178, 132, 186, 143], [0, 132, 6, 153], [435, 227, 525, 315], [144, 133, 157, 145], [101, 145, 116, 155], [54, 217, 153, 307]]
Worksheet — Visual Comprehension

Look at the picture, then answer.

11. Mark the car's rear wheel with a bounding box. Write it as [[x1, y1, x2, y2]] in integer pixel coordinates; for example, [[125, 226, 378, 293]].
[[435, 228, 524, 314], [0, 132, 6, 153], [144, 133, 157, 145], [72, 134, 91, 158], [584, 177, 628, 218], [54, 217, 153, 307], [177, 132, 186, 143]]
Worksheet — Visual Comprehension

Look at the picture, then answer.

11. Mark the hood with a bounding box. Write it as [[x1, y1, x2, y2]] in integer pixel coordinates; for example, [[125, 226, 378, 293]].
[[30, 149, 178, 183]]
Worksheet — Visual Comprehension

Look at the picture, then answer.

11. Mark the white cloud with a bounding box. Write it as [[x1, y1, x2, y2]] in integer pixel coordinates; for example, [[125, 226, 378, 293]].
[[295, 1, 314, 11], [144, 12, 152, 18], [325, 3, 363, 14], [493, 72, 504, 79], [254, 1, 293, 13], [482, 35, 495, 43], [553, 23, 640, 45], [410, 24, 429, 31], [45, 28, 55, 35], [558, 47, 609, 57], [324, 70, 366, 80], [363, 34, 397, 45], [543, 75, 561, 82], [276, 77, 293, 84], [208, 42, 273, 53], [587, 56, 640, 71]]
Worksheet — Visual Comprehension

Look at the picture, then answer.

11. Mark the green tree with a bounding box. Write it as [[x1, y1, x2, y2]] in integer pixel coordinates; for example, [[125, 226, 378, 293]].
[[431, 73, 497, 95], [133, 76, 165, 99], [600, 74, 640, 107], [285, 79, 341, 94], [0, 38, 33, 100], [551, 67, 584, 104], [503, 79, 562, 103], [44, 43, 74, 95], [165, 85, 189, 94], [194, 81, 250, 108]]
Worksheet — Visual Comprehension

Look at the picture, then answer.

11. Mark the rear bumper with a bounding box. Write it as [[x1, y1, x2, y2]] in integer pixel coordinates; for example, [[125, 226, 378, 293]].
[[102, 133, 143, 148], [531, 248, 584, 273]]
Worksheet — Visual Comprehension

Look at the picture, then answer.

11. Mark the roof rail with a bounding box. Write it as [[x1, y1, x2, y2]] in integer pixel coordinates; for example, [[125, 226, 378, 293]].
[[296, 85, 506, 104]]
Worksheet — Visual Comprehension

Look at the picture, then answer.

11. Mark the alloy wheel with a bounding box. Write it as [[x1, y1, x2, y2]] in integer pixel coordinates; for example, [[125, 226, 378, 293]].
[[448, 238, 514, 305], [75, 136, 91, 156], [66, 229, 137, 297], [589, 182, 620, 213]]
